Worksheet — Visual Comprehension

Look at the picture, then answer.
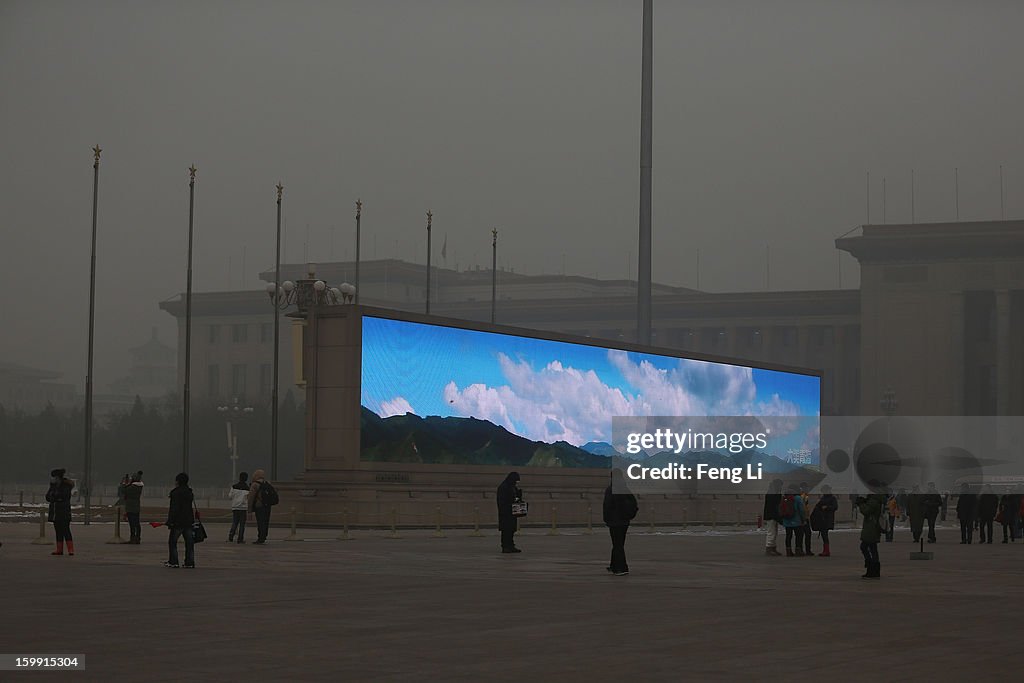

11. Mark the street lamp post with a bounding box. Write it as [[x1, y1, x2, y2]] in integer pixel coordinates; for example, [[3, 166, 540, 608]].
[[183, 164, 197, 474], [217, 398, 254, 481], [425, 210, 432, 315], [83, 144, 101, 525], [271, 183, 283, 481]]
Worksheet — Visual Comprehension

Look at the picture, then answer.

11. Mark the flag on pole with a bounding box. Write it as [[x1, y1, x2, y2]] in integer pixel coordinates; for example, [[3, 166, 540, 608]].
[[441, 233, 447, 263]]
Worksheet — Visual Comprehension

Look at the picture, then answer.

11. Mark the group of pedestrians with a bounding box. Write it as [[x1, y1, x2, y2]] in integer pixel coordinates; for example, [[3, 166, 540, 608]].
[[763, 479, 839, 558], [496, 469, 639, 576], [39, 467, 279, 569], [952, 484, 1023, 544]]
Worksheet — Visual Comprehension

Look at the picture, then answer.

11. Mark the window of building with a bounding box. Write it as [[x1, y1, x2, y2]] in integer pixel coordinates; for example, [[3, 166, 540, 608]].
[[232, 364, 247, 397], [207, 365, 220, 398], [260, 364, 271, 397], [208, 325, 220, 344], [232, 324, 248, 343], [260, 323, 272, 344], [780, 326, 798, 348]]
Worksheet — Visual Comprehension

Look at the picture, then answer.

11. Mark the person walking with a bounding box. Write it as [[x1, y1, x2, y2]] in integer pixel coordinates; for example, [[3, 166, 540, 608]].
[[228, 472, 249, 543], [248, 469, 278, 544], [907, 484, 924, 543], [977, 485, 999, 544], [46, 468, 75, 556], [810, 484, 838, 557], [762, 479, 783, 556], [124, 471, 144, 544], [884, 488, 900, 542], [999, 487, 1020, 543], [856, 491, 886, 579], [603, 469, 638, 576], [165, 472, 196, 568], [780, 486, 806, 556], [799, 482, 813, 556], [922, 483, 943, 543], [496, 472, 522, 554], [955, 483, 978, 544]]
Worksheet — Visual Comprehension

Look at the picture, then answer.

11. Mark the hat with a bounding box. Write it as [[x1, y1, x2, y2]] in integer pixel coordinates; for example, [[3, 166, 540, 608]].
[[50, 468, 65, 478]]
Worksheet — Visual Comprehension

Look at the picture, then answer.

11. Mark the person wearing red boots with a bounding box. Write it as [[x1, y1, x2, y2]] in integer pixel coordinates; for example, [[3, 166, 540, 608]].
[[46, 468, 75, 556], [810, 485, 838, 557]]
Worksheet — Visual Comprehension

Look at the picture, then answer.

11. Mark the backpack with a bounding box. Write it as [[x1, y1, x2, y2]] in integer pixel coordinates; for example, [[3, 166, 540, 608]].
[[621, 495, 639, 522], [260, 481, 280, 507], [877, 507, 890, 533], [779, 494, 795, 519], [809, 502, 824, 531]]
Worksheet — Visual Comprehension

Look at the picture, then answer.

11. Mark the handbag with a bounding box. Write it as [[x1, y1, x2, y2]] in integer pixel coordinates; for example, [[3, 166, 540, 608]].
[[192, 502, 208, 543], [511, 501, 528, 518]]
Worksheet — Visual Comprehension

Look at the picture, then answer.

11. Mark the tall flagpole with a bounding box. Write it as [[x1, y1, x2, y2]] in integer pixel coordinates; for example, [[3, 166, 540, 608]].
[[84, 144, 101, 525], [272, 183, 283, 481], [425, 210, 432, 314], [491, 228, 498, 323], [183, 164, 197, 474], [355, 199, 362, 304], [637, 0, 653, 346], [955, 167, 959, 220], [1000, 165, 1004, 220]]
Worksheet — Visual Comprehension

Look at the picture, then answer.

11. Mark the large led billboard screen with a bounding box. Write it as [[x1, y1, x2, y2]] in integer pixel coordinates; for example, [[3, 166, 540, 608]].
[[359, 315, 821, 473]]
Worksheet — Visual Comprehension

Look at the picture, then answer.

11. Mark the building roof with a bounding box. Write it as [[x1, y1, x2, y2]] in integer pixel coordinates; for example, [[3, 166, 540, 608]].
[[836, 219, 1024, 262], [0, 361, 63, 381]]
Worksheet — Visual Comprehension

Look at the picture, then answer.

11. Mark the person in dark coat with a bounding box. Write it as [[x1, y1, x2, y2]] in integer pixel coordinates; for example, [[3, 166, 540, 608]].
[[922, 482, 943, 543], [999, 488, 1021, 543], [906, 484, 924, 542], [46, 468, 75, 556], [123, 471, 144, 544], [856, 492, 886, 579], [955, 483, 978, 544], [165, 472, 196, 568], [762, 479, 783, 556], [810, 485, 838, 557], [604, 469, 638, 575], [977, 485, 999, 544], [496, 472, 522, 553]]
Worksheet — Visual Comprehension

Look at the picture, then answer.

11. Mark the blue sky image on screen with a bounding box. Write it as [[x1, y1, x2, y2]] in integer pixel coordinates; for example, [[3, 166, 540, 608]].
[[360, 316, 821, 466]]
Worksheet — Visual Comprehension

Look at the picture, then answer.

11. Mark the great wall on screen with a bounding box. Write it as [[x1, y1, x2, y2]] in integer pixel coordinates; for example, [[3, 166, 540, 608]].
[[358, 316, 823, 473]]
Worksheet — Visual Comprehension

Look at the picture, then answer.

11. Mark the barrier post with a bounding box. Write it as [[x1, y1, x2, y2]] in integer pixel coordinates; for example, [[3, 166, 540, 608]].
[[649, 503, 655, 532], [470, 506, 484, 537], [284, 506, 302, 541], [106, 505, 126, 544], [712, 508, 718, 528], [31, 491, 36, 505], [586, 504, 593, 535], [31, 510, 49, 544], [19, 490, 24, 509], [547, 505, 559, 536], [736, 510, 742, 527], [433, 505, 445, 538], [682, 507, 688, 527], [388, 506, 400, 538], [337, 507, 350, 540]]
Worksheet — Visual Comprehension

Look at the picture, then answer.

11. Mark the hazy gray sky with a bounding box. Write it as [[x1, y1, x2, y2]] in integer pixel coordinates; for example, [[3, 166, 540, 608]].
[[2, 0, 1023, 390]]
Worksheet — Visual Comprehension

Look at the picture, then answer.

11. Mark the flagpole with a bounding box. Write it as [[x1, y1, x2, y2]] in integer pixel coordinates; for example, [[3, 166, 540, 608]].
[[636, 0, 653, 346], [84, 145, 101, 525], [425, 210, 432, 314], [1000, 165, 1004, 220], [183, 164, 197, 474], [491, 228, 498, 323], [355, 199, 362, 305], [271, 183, 283, 481]]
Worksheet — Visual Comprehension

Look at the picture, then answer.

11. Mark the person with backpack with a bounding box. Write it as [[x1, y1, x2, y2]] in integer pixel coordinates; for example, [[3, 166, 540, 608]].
[[124, 471, 144, 544], [855, 491, 887, 579], [762, 479, 784, 556], [604, 469, 638, 576], [496, 472, 523, 554], [248, 469, 278, 544], [46, 468, 75, 556], [922, 482, 943, 543], [228, 472, 250, 543], [955, 483, 978, 544], [809, 484, 838, 557], [165, 472, 196, 568], [780, 485, 806, 556], [977, 484, 999, 544]]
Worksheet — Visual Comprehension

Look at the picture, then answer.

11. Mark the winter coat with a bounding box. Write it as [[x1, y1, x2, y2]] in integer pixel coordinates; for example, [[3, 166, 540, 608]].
[[46, 478, 75, 523], [810, 494, 838, 531], [123, 481, 143, 515], [496, 473, 521, 532], [906, 494, 925, 520], [922, 493, 943, 518], [999, 494, 1021, 522], [603, 486, 638, 528], [857, 495, 885, 543], [166, 485, 195, 529], [781, 494, 806, 528], [230, 481, 250, 511], [977, 494, 999, 521], [248, 469, 269, 511], [956, 494, 978, 521], [763, 493, 782, 522]]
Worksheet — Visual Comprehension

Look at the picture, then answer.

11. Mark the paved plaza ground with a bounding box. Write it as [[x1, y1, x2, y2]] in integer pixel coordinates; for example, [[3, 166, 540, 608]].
[[1, 519, 1020, 682]]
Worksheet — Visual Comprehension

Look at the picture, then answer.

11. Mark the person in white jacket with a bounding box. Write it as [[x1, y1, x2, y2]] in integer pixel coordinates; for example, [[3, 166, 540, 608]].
[[228, 472, 250, 543]]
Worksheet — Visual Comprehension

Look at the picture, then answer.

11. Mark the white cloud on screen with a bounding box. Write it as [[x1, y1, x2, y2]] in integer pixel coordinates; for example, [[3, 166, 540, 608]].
[[379, 396, 415, 417]]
